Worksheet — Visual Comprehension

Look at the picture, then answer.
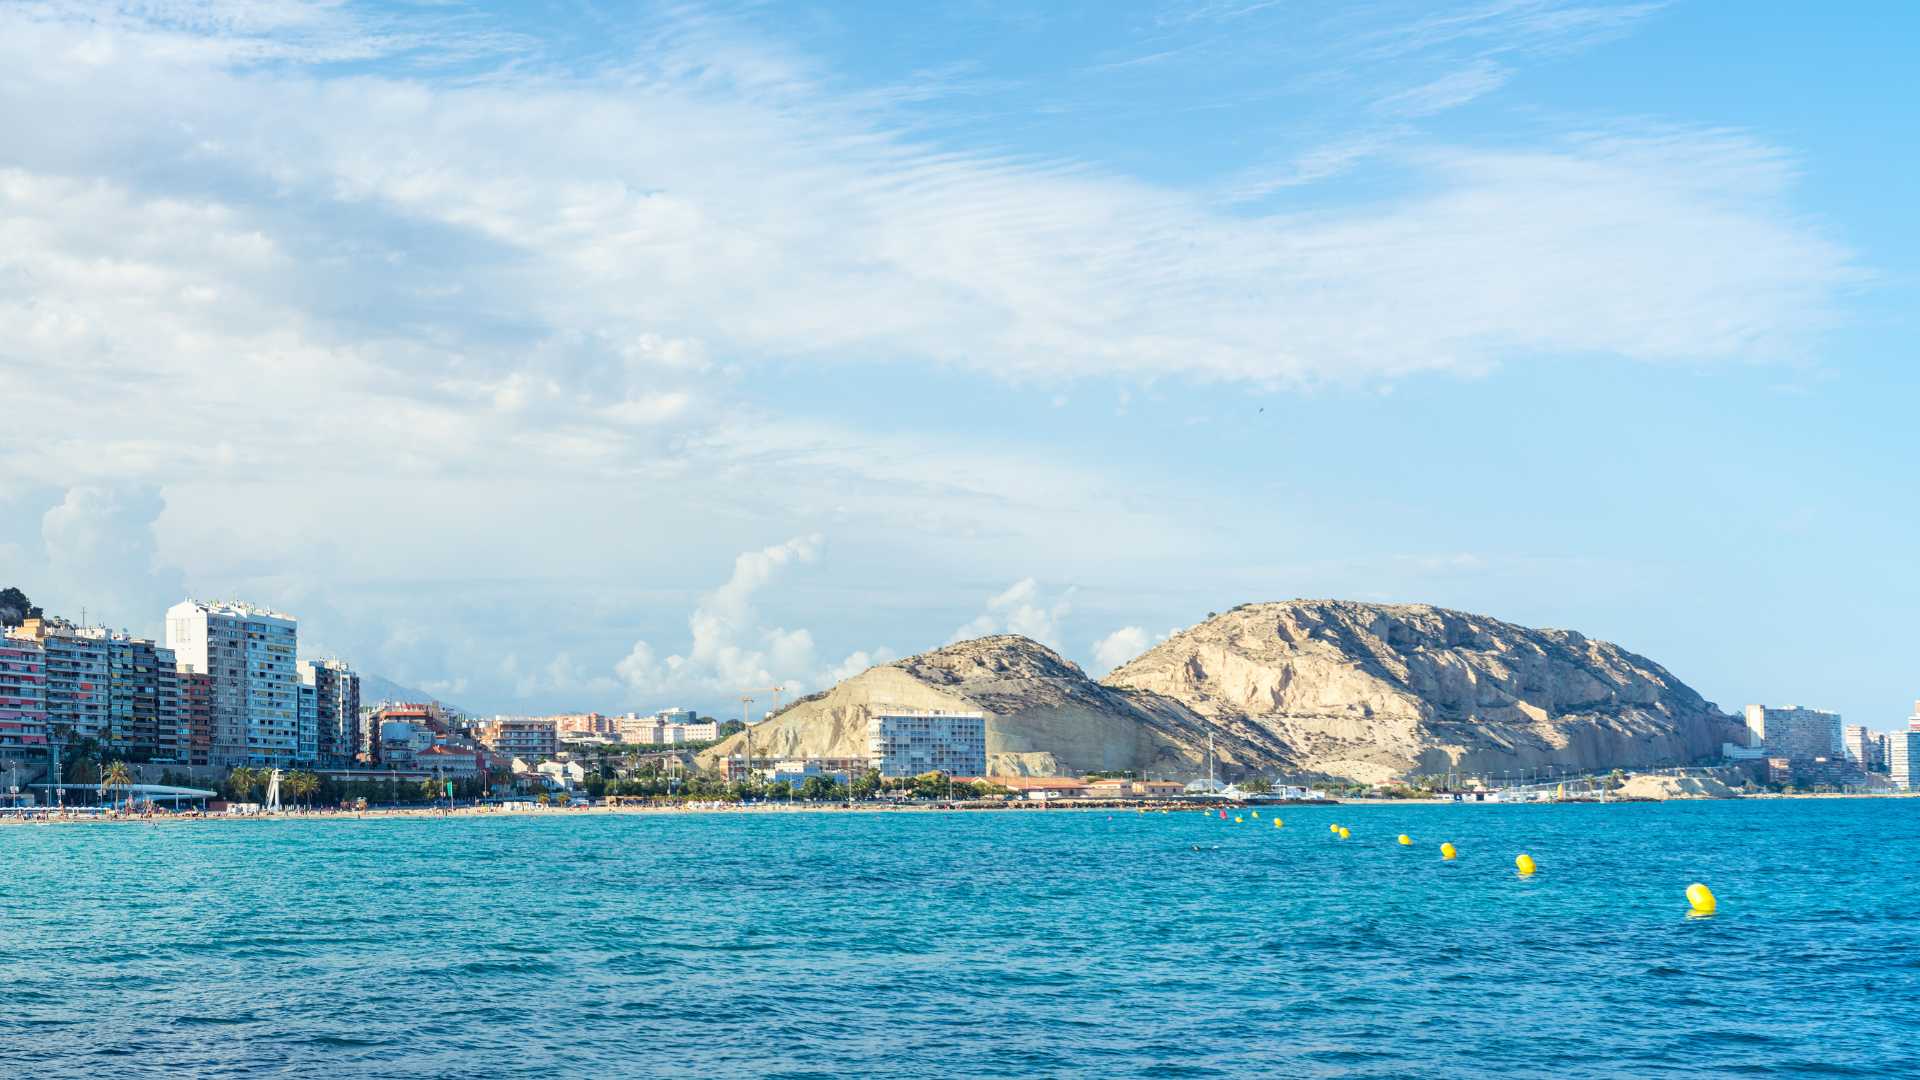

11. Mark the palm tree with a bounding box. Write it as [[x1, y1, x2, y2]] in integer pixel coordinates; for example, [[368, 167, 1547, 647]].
[[100, 760, 133, 811], [226, 766, 260, 804], [284, 771, 320, 807]]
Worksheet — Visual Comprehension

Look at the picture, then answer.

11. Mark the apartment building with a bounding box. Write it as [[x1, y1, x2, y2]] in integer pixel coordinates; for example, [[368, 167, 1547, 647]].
[[867, 711, 987, 778], [1743, 704, 1844, 761], [297, 659, 362, 765], [0, 638, 49, 756], [165, 601, 300, 767], [475, 716, 557, 761]]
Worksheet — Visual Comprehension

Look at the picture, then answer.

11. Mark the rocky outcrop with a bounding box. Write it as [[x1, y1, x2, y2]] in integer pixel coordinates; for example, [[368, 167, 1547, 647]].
[[695, 635, 1276, 779], [1103, 600, 1742, 785]]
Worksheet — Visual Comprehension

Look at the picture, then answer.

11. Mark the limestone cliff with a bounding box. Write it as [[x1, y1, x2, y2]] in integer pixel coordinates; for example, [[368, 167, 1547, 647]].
[[1102, 600, 1740, 785]]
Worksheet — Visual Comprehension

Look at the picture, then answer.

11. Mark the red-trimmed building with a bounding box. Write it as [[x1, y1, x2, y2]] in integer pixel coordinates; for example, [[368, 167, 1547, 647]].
[[0, 638, 49, 754]]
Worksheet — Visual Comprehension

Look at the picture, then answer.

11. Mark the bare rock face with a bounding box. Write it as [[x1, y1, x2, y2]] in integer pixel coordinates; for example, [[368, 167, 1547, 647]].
[[695, 635, 1260, 778], [1103, 600, 1741, 785]]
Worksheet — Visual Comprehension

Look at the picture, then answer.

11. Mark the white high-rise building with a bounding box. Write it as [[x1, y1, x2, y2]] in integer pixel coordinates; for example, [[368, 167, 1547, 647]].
[[867, 711, 987, 778], [1743, 705, 1843, 760], [165, 601, 300, 767], [1889, 730, 1920, 791]]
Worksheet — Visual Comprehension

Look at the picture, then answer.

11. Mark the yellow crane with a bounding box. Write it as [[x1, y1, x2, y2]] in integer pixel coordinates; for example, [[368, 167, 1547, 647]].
[[735, 685, 787, 784]]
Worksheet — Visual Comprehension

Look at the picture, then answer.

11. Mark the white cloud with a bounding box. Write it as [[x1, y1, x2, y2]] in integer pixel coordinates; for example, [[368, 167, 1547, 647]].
[[36, 484, 185, 630], [612, 534, 882, 700], [826, 647, 899, 684], [0, 1, 1866, 715], [1091, 626, 1152, 676], [950, 578, 1075, 649]]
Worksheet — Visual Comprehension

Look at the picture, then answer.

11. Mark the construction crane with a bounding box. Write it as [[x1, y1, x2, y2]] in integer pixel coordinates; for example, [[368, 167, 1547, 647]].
[[735, 685, 787, 785]]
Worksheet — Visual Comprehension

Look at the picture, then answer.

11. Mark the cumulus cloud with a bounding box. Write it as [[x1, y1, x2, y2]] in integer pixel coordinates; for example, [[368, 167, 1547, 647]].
[[36, 484, 185, 630], [611, 534, 884, 701], [1091, 626, 1152, 676], [0, 1, 1864, 713], [950, 578, 1075, 649]]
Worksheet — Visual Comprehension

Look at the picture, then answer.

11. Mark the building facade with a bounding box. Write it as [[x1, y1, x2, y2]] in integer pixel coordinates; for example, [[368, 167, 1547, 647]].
[[79, 630, 185, 763], [298, 659, 362, 765], [1743, 704, 1843, 761], [615, 709, 718, 744], [177, 668, 213, 767], [165, 601, 300, 767], [9, 618, 110, 743], [1843, 724, 1885, 772], [0, 638, 49, 756], [1889, 730, 1920, 791], [475, 717, 557, 761], [866, 711, 987, 778]]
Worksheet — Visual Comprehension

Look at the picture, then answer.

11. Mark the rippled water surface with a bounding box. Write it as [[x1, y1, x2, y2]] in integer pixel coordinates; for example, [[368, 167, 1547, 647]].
[[3, 799, 1917, 1078]]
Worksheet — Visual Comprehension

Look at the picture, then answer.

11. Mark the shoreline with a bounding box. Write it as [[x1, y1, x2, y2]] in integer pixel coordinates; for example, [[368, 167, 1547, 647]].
[[5, 788, 1916, 825]]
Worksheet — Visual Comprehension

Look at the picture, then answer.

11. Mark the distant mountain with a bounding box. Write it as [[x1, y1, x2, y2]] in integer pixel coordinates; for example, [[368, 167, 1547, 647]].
[[697, 600, 1743, 784], [1104, 600, 1743, 784], [359, 673, 464, 714], [695, 634, 1256, 778]]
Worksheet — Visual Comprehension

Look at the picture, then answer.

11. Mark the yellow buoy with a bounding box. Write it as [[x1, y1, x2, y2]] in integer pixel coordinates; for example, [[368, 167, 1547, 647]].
[[1686, 882, 1716, 915], [1397, 834, 1413, 846], [1234, 816, 1244, 823], [1337, 827, 1350, 839], [1330, 823, 1340, 833], [1251, 810, 1260, 819], [1272, 817, 1284, 828], [1440, 842, 1457, 860], [1515, 853, 1536, 875]]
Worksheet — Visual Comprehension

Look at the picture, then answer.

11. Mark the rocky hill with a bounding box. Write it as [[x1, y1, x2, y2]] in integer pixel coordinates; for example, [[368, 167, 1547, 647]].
[[1103, 600, 1740, 784], [697, 602, 1739, 785], [695, 635, 1279, 779]]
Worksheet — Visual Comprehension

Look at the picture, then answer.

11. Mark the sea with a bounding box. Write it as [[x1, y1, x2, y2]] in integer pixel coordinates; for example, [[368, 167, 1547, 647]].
[[2, 799, 1916, 1078]]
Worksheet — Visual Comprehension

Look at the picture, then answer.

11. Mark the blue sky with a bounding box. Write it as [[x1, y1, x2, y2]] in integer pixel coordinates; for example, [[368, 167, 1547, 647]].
[[0, 1, 1913, 729]]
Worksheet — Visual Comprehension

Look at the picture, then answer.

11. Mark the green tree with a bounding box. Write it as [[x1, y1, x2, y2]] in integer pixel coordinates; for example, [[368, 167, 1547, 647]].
[[1240, 778, 1272, 794], [283, 771, 320, 806], [0, 587, 40, 628], [851, 768, 881, 801], [797, 775, 843, 802]]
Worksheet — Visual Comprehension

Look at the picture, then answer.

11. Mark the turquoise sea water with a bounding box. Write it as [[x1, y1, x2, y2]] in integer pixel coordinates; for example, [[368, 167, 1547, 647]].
[[2, 800, 1917, 1078]]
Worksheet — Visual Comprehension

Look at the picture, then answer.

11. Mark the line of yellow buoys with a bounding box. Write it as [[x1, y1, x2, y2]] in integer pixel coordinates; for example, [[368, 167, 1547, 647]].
[[1204, 811, 1715, 916]]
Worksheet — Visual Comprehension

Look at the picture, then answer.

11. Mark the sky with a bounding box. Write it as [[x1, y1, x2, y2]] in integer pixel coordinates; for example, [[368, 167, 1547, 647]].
[[1, 1, 1914, 728]]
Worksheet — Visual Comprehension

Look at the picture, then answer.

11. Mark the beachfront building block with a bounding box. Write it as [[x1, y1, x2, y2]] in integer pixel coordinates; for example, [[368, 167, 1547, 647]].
[[1889, 729, 1920, 791], [866, 710, 987, 779], [298, 659, 361, 766], [1742, 704, 1843, 761], [165, 600, 300, 768], [0, 637, 50, 758]]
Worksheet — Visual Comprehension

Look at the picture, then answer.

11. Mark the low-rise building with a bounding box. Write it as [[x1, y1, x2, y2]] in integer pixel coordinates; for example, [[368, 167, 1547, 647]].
[[417, 742, 487, 779], [615, 709, 719, 744], [990, 775, 1090, 800], [768, 759, 851, 786], [476, 716, 557, 760], [553, 712, 612, 739], [1083, 778, 1186, 799]]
